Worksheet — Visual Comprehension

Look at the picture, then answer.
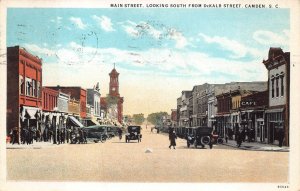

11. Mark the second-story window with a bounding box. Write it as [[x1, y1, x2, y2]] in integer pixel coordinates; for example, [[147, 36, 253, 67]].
[[280, 73, 284, 96], [32, 79, 36, 97], [19, 75, 24, 95], [37, 82, 40, 98], [271, 77, 275, 98], [276, 75, 279, 97], [26, 78, 32, 96]]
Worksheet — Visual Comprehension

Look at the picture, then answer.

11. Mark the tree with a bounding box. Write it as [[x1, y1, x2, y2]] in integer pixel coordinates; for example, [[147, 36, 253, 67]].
[[147, 112, 168, 126], [132, 113, 145, 125]]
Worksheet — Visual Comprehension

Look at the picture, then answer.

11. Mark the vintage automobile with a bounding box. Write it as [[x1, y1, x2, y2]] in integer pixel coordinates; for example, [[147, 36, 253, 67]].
[[125, 126, 142, 143], [84, 125, 108, 143], [186, 126, 213, 149], [105, 125, 118, 138]]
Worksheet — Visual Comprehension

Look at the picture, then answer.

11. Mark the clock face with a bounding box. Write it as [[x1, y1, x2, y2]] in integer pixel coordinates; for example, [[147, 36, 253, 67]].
[[112, 87, 116, 91]]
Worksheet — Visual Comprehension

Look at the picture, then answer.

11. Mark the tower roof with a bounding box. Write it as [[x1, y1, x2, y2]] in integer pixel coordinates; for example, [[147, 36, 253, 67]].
[[109, 64, 119, 75]]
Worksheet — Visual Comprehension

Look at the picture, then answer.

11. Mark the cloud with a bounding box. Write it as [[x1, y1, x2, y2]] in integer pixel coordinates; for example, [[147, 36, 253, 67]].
[[198, 33, 261, 58], [23, 43, 56, 57], [50, 16, 62, 24], [121, 20, 163, 40], [121, 20, 189, 49], [253, 30, 289, 47], [122, 21, 139, 37], [92, 15, 115, 32], [167, 28, 188, 49], [69, 17, 87, 30]]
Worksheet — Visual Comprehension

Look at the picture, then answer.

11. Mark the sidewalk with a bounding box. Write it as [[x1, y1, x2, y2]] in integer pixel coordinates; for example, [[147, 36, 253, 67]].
[[6, 141, 69, 149], [223, 139, 289, 152]]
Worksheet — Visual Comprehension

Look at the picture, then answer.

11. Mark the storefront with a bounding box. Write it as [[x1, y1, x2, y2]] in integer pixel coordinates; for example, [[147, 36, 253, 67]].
[[265, 108, 284, 145]]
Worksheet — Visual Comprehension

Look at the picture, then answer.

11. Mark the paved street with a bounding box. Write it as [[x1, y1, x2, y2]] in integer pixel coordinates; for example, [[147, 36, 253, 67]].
[[7, 126, 288, 182]]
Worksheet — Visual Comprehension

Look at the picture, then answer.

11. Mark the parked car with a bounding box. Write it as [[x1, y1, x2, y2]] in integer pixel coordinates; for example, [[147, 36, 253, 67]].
[[84, 125, 108, 143], [186, 126, 213, 149], [125, 126, 142, 143], [101, 125, 117, 139]]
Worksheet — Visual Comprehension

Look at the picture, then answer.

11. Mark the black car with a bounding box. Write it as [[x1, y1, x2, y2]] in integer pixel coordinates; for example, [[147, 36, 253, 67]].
[[84, 125, 108, 143], [186, 126, 213, 149], [125, 126, 142, 143]]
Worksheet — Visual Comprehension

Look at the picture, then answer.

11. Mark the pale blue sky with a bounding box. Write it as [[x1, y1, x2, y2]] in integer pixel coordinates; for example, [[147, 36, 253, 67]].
[[7, 8, 290, 114]]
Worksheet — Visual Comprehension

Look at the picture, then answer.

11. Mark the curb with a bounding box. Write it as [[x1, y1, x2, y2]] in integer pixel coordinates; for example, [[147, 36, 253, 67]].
[[223, 143, 289, 152]]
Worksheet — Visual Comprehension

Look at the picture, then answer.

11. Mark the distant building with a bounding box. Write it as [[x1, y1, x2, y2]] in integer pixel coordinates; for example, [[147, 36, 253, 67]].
[[87, 82, 101, 120], [47, 86, 87, 119], [263, 47, 290, 146], [179, 91, 192, 127], [7, 46, 42, 139], [170, 109, 177, 127], [101, 65, 124, 124]]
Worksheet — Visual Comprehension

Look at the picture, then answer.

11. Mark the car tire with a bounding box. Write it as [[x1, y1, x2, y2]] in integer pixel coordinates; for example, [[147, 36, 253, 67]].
[[201, 136, 211, 145], [217, 138, 223, 144]]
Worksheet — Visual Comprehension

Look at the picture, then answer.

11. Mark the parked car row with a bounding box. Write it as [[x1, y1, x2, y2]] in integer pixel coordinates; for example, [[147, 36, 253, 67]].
[[159, 126, 224, 149]]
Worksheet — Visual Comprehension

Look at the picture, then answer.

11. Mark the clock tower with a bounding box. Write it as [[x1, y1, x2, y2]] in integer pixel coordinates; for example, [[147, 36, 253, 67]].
[[109, 64, 120, 97], [103, 64, 124, 123]]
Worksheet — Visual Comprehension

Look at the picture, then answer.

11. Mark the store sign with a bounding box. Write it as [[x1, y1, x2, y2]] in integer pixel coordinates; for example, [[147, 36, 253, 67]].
[[241, 101, 256, 106]]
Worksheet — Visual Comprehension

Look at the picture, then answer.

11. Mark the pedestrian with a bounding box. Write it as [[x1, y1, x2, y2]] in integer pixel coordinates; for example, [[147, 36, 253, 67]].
[[169, 129, 177, 149], [236, 130, 242, 147], [241, 129, 246, 142], [225, 133, 228, 143], [278, 128, 285, 147], [12, 127, 20, 145], [83, 129, 87, 144]]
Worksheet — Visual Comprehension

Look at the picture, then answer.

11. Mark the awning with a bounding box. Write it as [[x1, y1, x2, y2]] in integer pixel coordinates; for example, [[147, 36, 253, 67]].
[[21, 106, 41, 121], [68, 116, 84, 127], [265, 108, 284, 113]]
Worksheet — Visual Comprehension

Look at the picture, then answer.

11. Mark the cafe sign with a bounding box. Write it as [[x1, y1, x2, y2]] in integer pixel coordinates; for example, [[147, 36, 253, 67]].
[[241, 101, 256, 106]]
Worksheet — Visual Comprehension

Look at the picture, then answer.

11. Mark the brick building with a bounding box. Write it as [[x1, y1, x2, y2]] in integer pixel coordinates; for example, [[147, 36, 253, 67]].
[[263, 47, 290, 146], [7, 46, 42, 139], [47, 86, 87, 119], [101, 66, 124, 124]]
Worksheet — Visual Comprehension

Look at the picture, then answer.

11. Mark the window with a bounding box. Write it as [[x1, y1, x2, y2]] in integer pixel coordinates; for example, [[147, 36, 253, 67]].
[[37, 82, 40, 98], [19, 75, 24, 94], [280, 73, 284, 96], [26, 78, 32, 96], [276, 75, 279, 97], [271, 77, 275, 98], [32, 79, 36, 97]]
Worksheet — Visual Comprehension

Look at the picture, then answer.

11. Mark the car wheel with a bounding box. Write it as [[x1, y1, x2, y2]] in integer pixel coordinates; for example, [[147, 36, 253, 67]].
[[201, 136, 211, 145], [217, 138, 223, 144]]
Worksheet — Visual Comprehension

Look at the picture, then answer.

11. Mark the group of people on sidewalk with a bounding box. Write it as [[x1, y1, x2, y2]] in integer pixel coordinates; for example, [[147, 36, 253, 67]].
[[8, 126, 88, 145]]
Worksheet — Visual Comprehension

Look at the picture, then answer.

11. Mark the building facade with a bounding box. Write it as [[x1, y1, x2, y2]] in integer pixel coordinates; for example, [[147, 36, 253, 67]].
[[87, 83, 101, 120], [101, 66, 124, 124], [7, 46, 42, 140], [263, 47, 290, 146], [47, 86, 87, 119], [179, 91, 192, 127]]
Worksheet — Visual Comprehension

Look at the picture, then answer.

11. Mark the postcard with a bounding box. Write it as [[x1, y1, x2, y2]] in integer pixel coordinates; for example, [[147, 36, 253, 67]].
[[0, 0, 299, 191]]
